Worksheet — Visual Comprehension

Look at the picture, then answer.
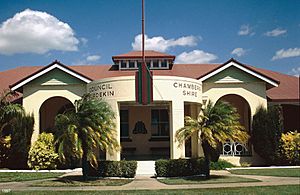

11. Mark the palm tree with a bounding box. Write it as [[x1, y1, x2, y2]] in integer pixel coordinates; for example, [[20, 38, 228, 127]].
[[176, 100, 249, 178], [55, 95, 120, 179]]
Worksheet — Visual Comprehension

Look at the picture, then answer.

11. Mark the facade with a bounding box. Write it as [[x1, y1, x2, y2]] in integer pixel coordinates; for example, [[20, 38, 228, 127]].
[[1, 50, 299, 166]]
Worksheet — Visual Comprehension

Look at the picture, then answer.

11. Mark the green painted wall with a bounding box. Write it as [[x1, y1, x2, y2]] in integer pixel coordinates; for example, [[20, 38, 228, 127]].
[[205, 66, 261, 83], [29, 68, 85, 86]]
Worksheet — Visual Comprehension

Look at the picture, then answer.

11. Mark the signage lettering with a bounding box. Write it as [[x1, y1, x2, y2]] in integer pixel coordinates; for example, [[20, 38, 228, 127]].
[[89, 83, 115, 99], [173, 81, 201, 97]]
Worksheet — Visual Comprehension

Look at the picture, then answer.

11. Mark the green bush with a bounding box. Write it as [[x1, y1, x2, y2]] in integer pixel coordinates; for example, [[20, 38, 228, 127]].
[[252, 105, 283, 165], [155, 158, 205, 177], [210, 159, 235, 170], [155, 158, 234, 177], [89, 160, 137, 178], [279, 131, 300, 165], [0, 136, 10, 167], [155, 159, 169, 177], [27, 133, 59, 170]]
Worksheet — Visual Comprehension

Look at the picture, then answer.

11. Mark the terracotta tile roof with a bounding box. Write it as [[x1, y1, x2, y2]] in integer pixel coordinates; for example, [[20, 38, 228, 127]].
[[0, 63, 298, 102], [250, 66, 299, 102], [112, 50, 176, 60]]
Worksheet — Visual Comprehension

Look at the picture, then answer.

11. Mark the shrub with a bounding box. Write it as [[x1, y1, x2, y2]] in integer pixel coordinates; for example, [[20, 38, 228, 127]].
[[155, 158, 205, 177], [0, 136, 11, 167], [252, 105, 283, 164], [279, 131, 300, 165], [89, 160, 137, 178], [155, 159, 169, 177], [7, 113, 34, 169], [27, 133, 59, 170], [155, 158, 234, 177], [210, 159, 235, 170]]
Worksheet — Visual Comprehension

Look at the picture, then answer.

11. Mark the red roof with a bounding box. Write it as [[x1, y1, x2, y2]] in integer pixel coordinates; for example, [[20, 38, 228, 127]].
[[0, 63, 298, 102], [112, 50, 176, 61]]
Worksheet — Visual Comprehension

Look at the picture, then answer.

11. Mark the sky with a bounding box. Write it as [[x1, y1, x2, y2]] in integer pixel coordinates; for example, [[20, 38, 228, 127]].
[[0, 0, 299, 76]]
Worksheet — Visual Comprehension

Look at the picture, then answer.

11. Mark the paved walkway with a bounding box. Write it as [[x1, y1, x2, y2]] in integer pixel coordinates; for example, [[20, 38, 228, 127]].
[[0, 170, 299, 192]]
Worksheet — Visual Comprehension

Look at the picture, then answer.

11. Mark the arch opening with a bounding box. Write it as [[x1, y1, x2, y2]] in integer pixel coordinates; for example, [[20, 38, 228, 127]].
[[217, 94, 251, 156], [39, 96, 74, 134]]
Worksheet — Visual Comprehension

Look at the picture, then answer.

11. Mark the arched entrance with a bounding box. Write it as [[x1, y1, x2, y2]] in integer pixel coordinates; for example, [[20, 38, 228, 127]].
[[217, 94, 251, 156], [39, 96, 74, 133]]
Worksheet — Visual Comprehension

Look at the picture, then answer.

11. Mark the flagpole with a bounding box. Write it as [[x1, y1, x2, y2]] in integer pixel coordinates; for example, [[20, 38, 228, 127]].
[[142, 0, 145, 65], [141, 0, 147, 105]]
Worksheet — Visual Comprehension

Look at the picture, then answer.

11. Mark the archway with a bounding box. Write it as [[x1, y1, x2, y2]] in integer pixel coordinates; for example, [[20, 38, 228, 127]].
[[39, 96, 74, 133], [217, 94, 251, 156]]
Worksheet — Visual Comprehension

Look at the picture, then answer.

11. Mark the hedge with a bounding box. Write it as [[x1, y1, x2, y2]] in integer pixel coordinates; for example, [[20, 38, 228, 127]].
[[89, 160, 137, 178], [155, 158, 205, 177], [155, 158, 234, 177], [210, 159, 235, 170]]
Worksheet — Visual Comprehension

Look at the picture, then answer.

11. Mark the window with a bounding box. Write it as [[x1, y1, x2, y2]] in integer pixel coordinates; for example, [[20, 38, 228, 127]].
[[120, 110, 129, 137], [152, 60, 159, 68], [151, 109, 169, 136], [121, 60, 127, 68], [161, 60, 167, 68], [129, 60, 135, 68]]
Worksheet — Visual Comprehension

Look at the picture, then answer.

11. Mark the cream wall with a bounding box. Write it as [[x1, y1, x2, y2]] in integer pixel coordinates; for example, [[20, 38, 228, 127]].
[[202, 82, 267, 166], [23, 84, 86, 142], [202, 82, 267, 116]]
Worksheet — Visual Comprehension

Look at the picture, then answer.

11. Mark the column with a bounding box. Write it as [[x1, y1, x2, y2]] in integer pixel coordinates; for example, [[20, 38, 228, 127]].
[[106, 101, 121, 161], [170, 100, 185, 159], [190, 104, 203, 157]]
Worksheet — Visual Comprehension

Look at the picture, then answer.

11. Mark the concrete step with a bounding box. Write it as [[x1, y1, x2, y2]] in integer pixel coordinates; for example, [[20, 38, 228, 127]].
[[136, 161, 156, 175]]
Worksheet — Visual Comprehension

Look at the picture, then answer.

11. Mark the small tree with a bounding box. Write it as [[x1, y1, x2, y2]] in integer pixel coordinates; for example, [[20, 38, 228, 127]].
[[55, 95, 120, 180], [252, 105, 283, 164], [28, 133, 58, 170], [176, 100, 249, 179]]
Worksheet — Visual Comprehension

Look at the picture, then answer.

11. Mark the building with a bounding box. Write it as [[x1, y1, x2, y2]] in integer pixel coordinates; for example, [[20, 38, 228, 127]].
[[0, 50, 299, 165]]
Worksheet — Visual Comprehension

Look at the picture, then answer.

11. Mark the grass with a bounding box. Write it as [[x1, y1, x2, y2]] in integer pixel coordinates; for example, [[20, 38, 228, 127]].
[[229, 168, 300, 177], [0, 172, 63, 182], [31, 175, 132, 187], [4, 185, 300, 194], [157, 175, 260, 185]]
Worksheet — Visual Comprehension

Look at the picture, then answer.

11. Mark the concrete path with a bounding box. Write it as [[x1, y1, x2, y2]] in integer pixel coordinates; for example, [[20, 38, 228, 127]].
[[0, 170, 299, 192]]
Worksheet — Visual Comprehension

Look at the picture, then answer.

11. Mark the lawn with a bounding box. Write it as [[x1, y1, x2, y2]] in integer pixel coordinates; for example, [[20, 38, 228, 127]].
[[229, 168, 300, 177], [31, 175, 132, 187], [157, 175, 260, 185], [0, 172, 63, 182], [5, 185, 300, 194]]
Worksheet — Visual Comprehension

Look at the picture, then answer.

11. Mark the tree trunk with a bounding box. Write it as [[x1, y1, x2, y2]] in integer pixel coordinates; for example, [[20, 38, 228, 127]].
[[202, 141, 210, 179], [82, 148, 89, 180]]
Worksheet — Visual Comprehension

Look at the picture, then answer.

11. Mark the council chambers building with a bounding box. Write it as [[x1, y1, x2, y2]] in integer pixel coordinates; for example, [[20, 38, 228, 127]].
[[0, 50, 299, 165]]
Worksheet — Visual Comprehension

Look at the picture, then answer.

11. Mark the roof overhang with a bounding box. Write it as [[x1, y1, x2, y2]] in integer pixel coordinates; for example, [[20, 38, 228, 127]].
[[198, 58, 279, 88], [10, 61, 92, 92]]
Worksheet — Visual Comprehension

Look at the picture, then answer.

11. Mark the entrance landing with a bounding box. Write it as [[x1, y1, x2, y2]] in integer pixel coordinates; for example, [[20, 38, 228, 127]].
[[136, 161, 156, 175]]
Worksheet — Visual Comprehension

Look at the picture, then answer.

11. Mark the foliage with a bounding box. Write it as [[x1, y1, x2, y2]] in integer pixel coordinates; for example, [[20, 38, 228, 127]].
[[89, 160, 137, 178], [252, 105, 283, 164], [0, 136, 10, 167], [0, 90, 34, 169], [175, 100, 249, 178], [155, 158, 205, 177], [55, 94, 120, 179], [279, 131, 300, 165], [28, 133, 59, 170], [209, 159, 235, 170], [155, 158, 235, 177]]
